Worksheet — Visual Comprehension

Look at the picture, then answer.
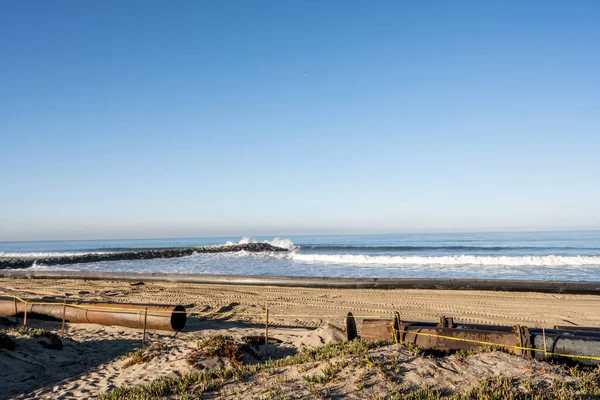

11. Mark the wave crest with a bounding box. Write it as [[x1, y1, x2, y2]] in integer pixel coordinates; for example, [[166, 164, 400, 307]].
[[288, 253, 600, 267], [224, 237, 296, 250], [298, 245, 600, 252]]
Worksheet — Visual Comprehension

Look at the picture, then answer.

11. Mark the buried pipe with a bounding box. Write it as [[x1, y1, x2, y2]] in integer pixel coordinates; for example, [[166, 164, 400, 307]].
[[355, 314, 600, 339], [399, 326, 600, 365], [0, 297, 187, 332], [397, 320, 600, 339], [400, 326, 527, 355], [349, 313, 600, 365], [348, 313, 520, 342], [356, 317, 527, 355]]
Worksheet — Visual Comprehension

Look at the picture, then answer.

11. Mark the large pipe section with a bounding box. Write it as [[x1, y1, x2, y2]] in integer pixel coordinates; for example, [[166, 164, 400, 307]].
[[401, 326, 525, 354], [532, 333, 600, 366], [2, 270, 600, 294], [359, 315, 600, 338], [0, 297, 187, 332], [351, 313, 600, 365]]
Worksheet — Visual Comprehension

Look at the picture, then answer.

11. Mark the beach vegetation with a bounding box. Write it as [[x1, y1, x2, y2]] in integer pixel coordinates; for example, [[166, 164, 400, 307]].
[[187, 334, 246, 368], [302, 360, 349, 384], [97, 339, 389, 399], [97, 338, 600, 400], [122, 343, 168, 368], [14, 326, 56, 338], [11, 326, 63, 349], [257, 385, 286, 400], [402, 341, 425, 356], [386, 370, 600, 399]]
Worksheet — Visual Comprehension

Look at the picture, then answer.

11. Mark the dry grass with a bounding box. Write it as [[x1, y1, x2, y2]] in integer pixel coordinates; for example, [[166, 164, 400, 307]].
[[98, 339, 390, 399], [97, 338, 600, 400], [399, 371, 600, 399], [122, 343, 168, 369], [187, 335, 245, 369]]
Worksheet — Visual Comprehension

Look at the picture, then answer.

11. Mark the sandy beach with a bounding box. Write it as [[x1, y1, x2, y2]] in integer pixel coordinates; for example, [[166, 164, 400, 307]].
[[4, 0, 600, 397], [1, 278, 600, 399]]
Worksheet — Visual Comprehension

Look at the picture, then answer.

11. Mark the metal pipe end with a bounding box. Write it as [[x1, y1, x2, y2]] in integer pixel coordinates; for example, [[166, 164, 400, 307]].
[[171, 305, 187, 331]]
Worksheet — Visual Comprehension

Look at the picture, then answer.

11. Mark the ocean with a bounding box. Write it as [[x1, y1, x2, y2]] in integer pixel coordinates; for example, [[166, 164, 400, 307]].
[[1, 231, 600, 281]]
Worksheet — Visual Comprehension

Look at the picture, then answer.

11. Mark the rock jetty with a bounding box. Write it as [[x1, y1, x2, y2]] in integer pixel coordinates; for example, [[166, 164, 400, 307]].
[[0, 243, 288, 270]]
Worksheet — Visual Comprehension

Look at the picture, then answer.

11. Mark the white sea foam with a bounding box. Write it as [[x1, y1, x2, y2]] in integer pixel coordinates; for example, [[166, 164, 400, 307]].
[[265, 238, 296, 250], [224, 237, 296, 250], [0, 251, 111, 258], [287, 253, 600, 267]]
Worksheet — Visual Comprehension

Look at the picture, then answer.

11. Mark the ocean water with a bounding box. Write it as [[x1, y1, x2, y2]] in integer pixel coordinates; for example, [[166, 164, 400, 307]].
[[1, 231, 600, 281]]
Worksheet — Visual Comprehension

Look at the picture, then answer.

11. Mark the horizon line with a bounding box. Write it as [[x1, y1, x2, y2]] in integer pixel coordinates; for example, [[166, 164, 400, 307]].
[[1, 228, 599, 244]]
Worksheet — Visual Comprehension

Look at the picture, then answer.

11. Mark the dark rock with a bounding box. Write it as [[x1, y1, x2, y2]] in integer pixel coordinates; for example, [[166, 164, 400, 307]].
[[0, 243, 288, 270]]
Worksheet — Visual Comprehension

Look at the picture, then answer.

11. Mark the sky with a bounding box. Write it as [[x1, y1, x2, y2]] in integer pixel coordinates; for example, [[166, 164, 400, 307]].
[[1, 1, 599, 241]]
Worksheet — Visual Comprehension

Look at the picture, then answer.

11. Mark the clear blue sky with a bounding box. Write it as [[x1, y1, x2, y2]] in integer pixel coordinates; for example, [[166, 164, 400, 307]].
[[1, 1, 599, 241]]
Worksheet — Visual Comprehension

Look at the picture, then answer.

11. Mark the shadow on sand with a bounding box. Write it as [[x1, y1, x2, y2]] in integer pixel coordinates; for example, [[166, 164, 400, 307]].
[[1, 320, 141, 400]]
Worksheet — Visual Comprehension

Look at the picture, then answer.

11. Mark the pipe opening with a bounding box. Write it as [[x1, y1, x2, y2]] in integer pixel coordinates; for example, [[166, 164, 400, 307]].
[[171, 305, 187, 331]]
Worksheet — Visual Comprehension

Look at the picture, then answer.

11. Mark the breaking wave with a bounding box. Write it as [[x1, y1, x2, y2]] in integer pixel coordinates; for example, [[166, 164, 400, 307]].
[[287, 253, 600, 267], [297, 245, 600, 252], [225, 237, 296, 250]]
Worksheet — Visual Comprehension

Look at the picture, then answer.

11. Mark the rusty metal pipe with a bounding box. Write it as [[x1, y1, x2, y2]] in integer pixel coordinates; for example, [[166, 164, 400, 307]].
[[401, 326, 525, 355], [360, 318, 395, 341], [0, 297, 186, 332], [403, 321, 600, 338], [359, 317, 516, 337], [423, 323, 600, 339], [364, 316, 600, 338], [360, 318, 600, 341], [402, 320, 515, 332], [359, 318, 524, 354], [357, 317, 600, 365]]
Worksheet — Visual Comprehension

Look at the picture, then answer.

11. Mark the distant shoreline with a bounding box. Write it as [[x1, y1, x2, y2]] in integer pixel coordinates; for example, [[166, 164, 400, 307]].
[[0, 243, 287, 270]]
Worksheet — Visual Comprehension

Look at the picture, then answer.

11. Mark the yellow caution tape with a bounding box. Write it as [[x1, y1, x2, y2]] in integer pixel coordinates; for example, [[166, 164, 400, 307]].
[[392, 328, 600, 362]]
